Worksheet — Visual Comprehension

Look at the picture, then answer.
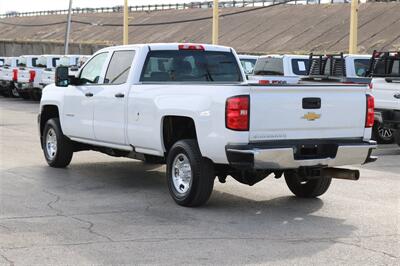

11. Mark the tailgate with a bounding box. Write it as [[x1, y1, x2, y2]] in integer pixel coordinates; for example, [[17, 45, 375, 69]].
[[18, 69, 30, 83], [249, 85, 367, 141]]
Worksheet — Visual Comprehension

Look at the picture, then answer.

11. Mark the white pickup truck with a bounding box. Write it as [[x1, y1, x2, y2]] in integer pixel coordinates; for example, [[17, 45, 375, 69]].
[[15, 55, 39, 99], [0, 57, 19, 97], [367, 51, 400, 146], [248, 54, 309, 84], [39, 43, 377, 207]]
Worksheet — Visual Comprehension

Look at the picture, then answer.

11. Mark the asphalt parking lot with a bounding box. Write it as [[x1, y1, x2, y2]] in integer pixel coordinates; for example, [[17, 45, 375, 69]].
[[0, 97, 399, 265]]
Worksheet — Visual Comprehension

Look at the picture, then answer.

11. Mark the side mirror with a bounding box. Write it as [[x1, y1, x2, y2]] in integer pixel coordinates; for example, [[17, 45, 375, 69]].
[[55, 66, 70, 87]]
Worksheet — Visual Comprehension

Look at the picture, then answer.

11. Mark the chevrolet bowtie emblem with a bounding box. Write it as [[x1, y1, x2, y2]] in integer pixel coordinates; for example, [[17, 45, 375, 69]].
[[302, 112, 321, 121]]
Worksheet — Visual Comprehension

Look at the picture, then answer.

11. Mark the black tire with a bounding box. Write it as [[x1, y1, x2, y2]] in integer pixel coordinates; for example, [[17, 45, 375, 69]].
[[42, 118, 73, 168], [284, 171, 332, 198], [19, 91, 31, 100], [394, 130, 400, 147], [30, 89, 42, 101], [372, 123, 394, 144], [166, 139, 215, 207]]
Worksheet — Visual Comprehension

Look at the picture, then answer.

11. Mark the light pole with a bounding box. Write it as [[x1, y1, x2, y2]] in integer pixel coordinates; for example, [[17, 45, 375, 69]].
[[123, 0, 129, 45], [349, 0, 358, 54], [212, 0, 219, 45], [64, 0, 73, 54]]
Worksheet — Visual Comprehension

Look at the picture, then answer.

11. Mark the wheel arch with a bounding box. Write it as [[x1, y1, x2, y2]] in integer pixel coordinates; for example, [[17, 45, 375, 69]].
[[40, 105, 60, 145], [161, 115, 198, 154]]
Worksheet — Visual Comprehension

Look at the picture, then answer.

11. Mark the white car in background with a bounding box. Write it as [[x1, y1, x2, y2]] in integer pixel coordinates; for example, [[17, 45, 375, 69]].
[[0, 57, 19, 97], [248, 54, 309, 84], [238, 54, 259, 75]]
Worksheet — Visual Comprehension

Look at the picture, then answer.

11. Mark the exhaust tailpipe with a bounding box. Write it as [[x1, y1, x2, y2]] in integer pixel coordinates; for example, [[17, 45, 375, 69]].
[[322, 168, 360, 181]]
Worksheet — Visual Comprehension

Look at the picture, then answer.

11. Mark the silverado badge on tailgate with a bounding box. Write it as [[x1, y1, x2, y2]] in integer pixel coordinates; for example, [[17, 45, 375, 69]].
[[302, 112, 321, 121]]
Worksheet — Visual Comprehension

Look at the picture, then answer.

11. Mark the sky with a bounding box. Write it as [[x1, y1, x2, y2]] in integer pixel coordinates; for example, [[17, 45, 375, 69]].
[[0, 0, 195, 14]]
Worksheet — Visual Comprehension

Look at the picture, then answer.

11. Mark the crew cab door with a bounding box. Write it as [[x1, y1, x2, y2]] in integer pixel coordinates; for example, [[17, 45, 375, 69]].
[[62, 52, 109, 140], [93, 50, 136, 144]]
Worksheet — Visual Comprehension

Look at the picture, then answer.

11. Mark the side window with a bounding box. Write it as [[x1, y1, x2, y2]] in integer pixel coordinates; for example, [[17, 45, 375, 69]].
[[80, 52, 108, 84], [104, 50, 136, 84]]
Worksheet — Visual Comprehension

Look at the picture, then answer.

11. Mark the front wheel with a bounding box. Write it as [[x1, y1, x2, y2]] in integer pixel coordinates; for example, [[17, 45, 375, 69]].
[[166, 139, 215, 207], [284, 171, 332, 198], [42, 118, 73, 168]]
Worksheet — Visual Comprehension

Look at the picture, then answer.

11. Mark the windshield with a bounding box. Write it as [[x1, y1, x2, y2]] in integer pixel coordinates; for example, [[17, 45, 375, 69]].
[[37, 57, 47, 67], [140, 50, 243, 82], [18, 57, 27, 67], [240, 59, 257, 74], [253, 58, 284, 76]]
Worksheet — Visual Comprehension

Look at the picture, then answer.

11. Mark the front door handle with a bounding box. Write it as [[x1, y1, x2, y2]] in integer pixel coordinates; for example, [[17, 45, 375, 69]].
[[115, 93, 125, 98], [85, 92, 94, 97], [394, 93, 400, 99]]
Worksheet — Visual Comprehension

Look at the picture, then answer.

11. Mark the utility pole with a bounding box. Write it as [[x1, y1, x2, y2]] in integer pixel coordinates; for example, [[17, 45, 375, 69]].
[[349, 0, 358, 54], [64, 0, 73, 55], [123, 0, 129, 45], [212, 0, 219, 45]]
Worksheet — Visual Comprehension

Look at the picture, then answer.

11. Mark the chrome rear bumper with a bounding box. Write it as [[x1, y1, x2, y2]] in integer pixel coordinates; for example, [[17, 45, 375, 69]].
[[226, 140, 377, 170]]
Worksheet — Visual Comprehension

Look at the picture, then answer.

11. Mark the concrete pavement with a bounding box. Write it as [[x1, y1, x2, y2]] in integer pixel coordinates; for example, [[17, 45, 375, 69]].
[[0, 97, 399, 265]]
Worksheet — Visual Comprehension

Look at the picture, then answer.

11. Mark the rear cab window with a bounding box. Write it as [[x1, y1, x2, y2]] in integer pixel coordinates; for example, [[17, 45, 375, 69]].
[[140, 50, 242, 82], [291, 59, 310, 75], [253, 57, 284, 76], [354, 59, 370, 77], [240, 59, 257, 74]]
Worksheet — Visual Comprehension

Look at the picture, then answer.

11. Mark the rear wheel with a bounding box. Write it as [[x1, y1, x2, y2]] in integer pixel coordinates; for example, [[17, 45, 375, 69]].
[[284, 171, 332, 198], [166, 139, 215, 207], [42, 118, 73, 168]]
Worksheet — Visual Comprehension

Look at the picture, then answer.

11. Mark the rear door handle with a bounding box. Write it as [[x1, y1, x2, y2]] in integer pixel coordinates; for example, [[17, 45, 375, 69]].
[[85, 92, 94, 97], [115, 93, 125, 98]]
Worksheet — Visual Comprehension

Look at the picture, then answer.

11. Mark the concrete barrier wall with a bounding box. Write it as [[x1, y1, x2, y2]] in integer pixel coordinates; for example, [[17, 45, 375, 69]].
[[0, 40, 105, 56], [0, 3, 399, 56]]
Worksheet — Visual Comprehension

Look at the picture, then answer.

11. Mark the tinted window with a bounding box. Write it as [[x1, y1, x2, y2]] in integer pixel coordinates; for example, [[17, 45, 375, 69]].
[[104, 50, 135, 84], [140, 50, 242, 82], [292, 59, 310, 75], [254, 58, 284, 76], [240, 59, 257, 74], [80, 52, 108, 84], [0, 59, 4, 66]]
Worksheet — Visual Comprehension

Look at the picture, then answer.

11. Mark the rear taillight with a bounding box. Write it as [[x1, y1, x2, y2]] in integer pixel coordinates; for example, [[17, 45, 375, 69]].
[[178, 44, 204, 51], [226, 95, 249, 131], [29, 70, 36, 82], [12, 69, 18, 81], [366, 95, 375, 128]]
